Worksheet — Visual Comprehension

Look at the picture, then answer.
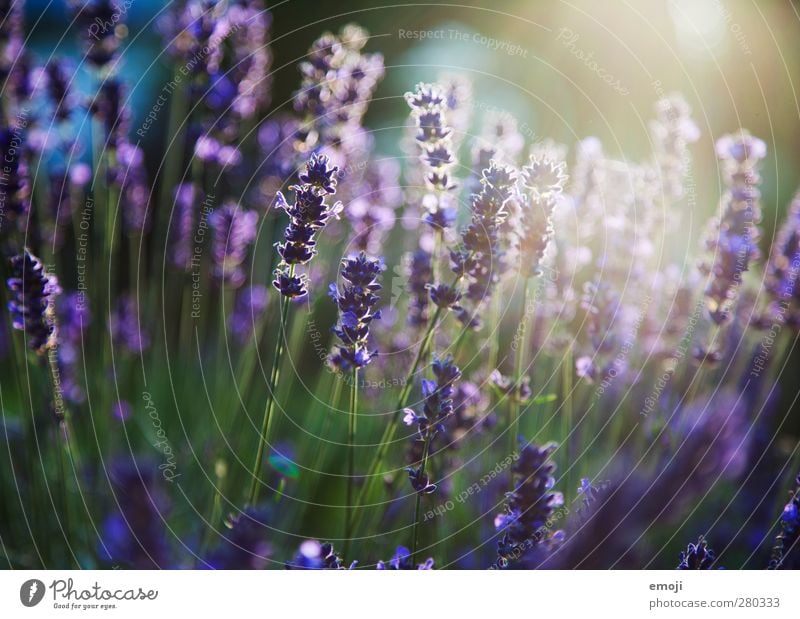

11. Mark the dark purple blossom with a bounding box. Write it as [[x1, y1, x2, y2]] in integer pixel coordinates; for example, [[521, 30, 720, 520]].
[[405, 355, 461, 495], [768, 474, 800, 569], [273, 154, 342, 297], [376, 545, 434, 570], [762, 191, 800, 328], [69, 0, 127, 68], [112, 142, 151, 234], [7, 249, 61, 353], [494, 441, 563, 568], [0, 123, 31, 226], [678, 536, 717, 569], [328, 252, 382, 371], [406, 248, 432, 328]]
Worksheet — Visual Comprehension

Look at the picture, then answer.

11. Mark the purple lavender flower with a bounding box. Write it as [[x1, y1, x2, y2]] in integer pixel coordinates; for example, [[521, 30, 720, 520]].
[[405, 355, 461, 495], [650, 94, 700, 204], [210, 202, 258, 288], [405, 82, 458, 228], [43, 58, 75, 122], [451, 162, 516, 309], [89, 76, 129, 147], [100, 459, 171, 569], [112, 142, 151, 234], [345, 158, 402, 253], [768, 474, 800, 569], [228, 284, 269, 344], [698, 130, 766, 326], [328, 252, 382, 371], [762, 191, 800, 328], [168, 183, 199, 270], [0, 124, 31, 226], [376, 546, 434, 570], [69, 0, 127, 68], [516, 155, 568, 278], [205, 508, 272, 569], [286, 540, 354, 569], [7, 249, 61, 353], [110, 294, 150, 354], [56, 291, 91, 404], [678, 536, 717, 569], [406, 248, 432, 327], [273, 154, 342, 298], [294, 25, 384, 167], [494, 441, 563, 568]]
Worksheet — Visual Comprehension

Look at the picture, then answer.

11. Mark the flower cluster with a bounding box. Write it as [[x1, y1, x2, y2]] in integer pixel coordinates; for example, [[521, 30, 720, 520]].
[[516, 155, 569, 278], [451, 162, 517, 313], [406, 248, 433, 328], [405, 82, 458, 229], [68, 0, 126, 69], [6, 249, 61, 353], [286, 540, 354, 570], [494, 441, 564, 567], [376, 546, 434, 570], [328, 252, 383, 371], [762, 191, 800, 328], [294, 25, 384, 167], [677, 536, 718, 569], [209, 202, 258, 288], [404, 355, 461, 494], [699, 131, 766, 326], [769, 474, 800, 569], [273, 154, 343, 298], [650, 94, 700, 204]]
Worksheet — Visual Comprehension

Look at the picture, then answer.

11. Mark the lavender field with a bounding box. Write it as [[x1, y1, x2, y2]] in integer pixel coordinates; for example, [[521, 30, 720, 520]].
[[1, 0, 799, 571]]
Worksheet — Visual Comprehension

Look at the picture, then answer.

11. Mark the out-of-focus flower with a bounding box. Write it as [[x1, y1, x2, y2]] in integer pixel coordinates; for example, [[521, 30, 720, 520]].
[[210, 202, 258, 288], [168, 183, 199, 271], [110, 294, 150, 354], [761, 191, 800, 328], [68, 0, 127, 69], [112, 142, 151, 234], [100, 459, 171, 569], [228, 284, 269, 344], [7, 249, 61, 353], [345, 158, 402, 254], [205, 508, 272, 569], [698, 130, 766, 326]]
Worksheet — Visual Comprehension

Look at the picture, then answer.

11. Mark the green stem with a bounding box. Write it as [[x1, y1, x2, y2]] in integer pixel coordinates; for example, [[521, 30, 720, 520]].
[[344, 366, 358, 556], [246, 268, 294, 506], [410, 433, 432, 566]]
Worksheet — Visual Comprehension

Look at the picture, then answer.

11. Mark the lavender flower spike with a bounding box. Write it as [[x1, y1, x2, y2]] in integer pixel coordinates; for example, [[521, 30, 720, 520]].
[[7, 249, 61, 353], [517, 155, 569, 278], [272, 154, 343, 298], [328, 252, 383, 371], [494, 441, 564, 568], [405, 82, 458, 228], [210, 202, 258, 288], [699, 130, 766, 325]]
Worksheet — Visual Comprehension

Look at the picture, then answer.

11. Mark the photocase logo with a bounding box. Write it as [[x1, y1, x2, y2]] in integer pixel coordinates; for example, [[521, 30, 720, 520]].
[[20, 579, 45, 607]]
